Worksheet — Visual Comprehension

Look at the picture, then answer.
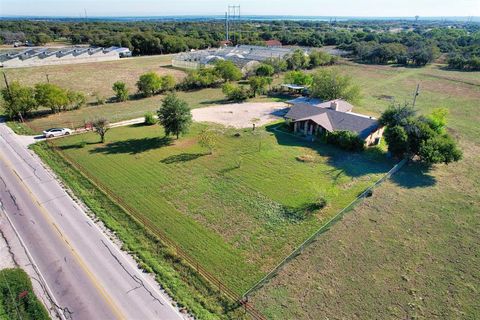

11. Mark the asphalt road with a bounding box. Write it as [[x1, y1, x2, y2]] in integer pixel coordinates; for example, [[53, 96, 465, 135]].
[[0, 121, 184, 320]]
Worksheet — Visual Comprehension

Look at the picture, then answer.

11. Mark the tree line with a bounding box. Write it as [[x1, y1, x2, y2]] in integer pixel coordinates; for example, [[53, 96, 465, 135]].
[[1, 19, 478, 70]]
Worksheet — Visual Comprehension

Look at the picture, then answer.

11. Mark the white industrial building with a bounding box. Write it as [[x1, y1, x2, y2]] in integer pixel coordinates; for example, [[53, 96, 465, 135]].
[[0, 46, 132, 68], [172, 45, 310, 72]]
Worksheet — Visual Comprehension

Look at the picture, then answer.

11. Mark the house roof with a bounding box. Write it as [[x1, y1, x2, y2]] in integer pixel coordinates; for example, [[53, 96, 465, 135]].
[[265, 40, 282, 47], [285, 101, 379, 139]]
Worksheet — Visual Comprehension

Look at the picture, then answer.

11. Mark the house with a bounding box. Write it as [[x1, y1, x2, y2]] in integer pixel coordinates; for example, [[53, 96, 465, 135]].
[[284, 99, 384, 146], [265, 40, 282, 47]]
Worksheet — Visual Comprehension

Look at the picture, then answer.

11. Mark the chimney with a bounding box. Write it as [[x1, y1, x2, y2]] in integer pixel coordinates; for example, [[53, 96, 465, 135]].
[[330, 100, 339, 111]]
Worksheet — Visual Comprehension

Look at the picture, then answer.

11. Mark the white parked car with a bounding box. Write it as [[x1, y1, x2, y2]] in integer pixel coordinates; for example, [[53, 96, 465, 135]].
[[43, 128, 73, 138]]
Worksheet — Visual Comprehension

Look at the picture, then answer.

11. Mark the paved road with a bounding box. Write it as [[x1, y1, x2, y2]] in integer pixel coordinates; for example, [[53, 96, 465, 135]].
[[0, 121, 184, 320]]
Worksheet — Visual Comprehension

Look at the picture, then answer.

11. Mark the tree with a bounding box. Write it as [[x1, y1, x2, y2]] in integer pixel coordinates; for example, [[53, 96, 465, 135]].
[[248, 76, 272, 97], [286, 49, 310, 70], [34, 83, 69, 113], [308, 50, 336, 68], [92, 118, 110, 143], [384, 125, 409, 157], [426, 108, 448, 134], [310, 69, 361, 103], [198, 129, 218, 154], [0, 81, 37, 120], [419, 134, 463, 165], [180, 68, 221, 90], [284, 71, 313, 86], [66, 90, 86, 110], [264, 57, 288, 75], [214, 60, 242, 82], [256, 64, 275, 77], [379, 103, 417, 127], [137, 72, 162, 97], [161, 75, 176, 92], [157, 93, 192, 139], [379, 104, 462, 165], [222, 82, 250, 102], [112, 81, 129, 102]]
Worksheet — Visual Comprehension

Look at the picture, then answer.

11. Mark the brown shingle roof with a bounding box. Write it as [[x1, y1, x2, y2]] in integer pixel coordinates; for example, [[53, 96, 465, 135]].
[[285, 101, 379, 139]]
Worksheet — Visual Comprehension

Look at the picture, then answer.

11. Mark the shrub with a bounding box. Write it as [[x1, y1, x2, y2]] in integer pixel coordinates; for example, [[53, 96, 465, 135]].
[[0, 268, 49, 320], [137, 72, 162, 97], [214, 60, 242, 82], [144, 112, 156, 125], [326, 130, 364, 151], [222, 82, 250, 102], [93, 91, 106, 105], [112, 81, 129, 102], [256, 63, 275, 76], [180, 68, 222, 90]]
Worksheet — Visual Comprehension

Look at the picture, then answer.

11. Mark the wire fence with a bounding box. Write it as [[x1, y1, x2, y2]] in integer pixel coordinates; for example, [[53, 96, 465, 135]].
[[47, 138, 406, 319], [47, 141, 266, 320], [242, 158, 408, 298]]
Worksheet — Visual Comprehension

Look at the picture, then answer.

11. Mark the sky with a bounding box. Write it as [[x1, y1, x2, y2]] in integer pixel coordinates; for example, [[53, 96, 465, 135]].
[[1, 0, 479, 17]]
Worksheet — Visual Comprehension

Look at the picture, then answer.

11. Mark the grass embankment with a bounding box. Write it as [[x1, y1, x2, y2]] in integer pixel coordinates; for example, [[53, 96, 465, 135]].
[[46, 123, 392, 294], [31, 141, 246, 319], [251, 64, 480, 318], [0, 268, 49, 320]]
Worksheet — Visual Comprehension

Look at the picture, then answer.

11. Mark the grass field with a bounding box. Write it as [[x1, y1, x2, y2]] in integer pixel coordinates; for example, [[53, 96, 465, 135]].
[[49, 122, 393, 293], [251, 63, 480, 318], [0, 54, 182, 99], [1, 54, 286, 134]]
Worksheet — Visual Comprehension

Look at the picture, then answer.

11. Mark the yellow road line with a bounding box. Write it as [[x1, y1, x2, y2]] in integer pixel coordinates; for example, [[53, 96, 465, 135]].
[[0, 153, 126, 320]]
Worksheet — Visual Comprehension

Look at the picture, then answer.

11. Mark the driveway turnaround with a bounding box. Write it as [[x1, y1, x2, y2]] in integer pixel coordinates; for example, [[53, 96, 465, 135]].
[[191, 102, 289, 128], [0, 121, 184, 320]]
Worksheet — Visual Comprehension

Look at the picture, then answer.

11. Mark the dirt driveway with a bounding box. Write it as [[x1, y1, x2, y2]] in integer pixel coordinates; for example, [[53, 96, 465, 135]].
[[191, 102, 289, 128]]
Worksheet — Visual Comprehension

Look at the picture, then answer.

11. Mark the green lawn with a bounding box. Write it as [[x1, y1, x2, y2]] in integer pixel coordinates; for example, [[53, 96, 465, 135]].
[[251, 63, 480, 318], [50, 123, 392, 293]]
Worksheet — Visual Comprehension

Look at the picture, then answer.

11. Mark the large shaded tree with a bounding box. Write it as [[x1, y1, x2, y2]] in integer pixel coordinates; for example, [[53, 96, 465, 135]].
[[157, 93, 192, 139], [380, 103, 462, 165], [0, 81, 37, 120], [34, 83, 69, 113], [137, 72, 162, 97], [310, 69, 361, 103], [214, 60, 242, 82]]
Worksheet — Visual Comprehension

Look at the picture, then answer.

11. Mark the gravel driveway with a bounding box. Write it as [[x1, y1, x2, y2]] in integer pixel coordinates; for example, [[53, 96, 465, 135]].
[[191, 102, 289, 128]]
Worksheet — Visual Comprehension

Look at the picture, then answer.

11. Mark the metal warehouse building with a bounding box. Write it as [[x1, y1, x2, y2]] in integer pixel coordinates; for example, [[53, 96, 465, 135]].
[[172, 45, 309, 71], [0, 46, 132, 68]]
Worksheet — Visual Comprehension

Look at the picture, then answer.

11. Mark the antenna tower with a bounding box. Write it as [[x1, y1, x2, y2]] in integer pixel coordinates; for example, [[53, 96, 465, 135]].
[[226, 5, 240, 43]]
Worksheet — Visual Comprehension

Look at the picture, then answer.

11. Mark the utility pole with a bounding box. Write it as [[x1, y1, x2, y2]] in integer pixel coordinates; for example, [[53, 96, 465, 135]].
[[45, 74, 50, 83], [412, 84, 420, 108], [2, 72, 24, 123]]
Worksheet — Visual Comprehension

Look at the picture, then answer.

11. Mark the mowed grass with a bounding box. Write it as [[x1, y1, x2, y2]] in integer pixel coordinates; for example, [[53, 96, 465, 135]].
[[50, 123, 393, 293], [251, 64, 480, 318]]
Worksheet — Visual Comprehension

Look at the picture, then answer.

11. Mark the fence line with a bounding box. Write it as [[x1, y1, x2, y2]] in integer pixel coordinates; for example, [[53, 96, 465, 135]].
[[242, 158, 408, 298], [47, 142, 266, 320]]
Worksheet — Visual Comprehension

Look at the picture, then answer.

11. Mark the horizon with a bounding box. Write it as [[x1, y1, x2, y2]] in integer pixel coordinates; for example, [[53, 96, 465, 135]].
[[1, 0, 479, 18]]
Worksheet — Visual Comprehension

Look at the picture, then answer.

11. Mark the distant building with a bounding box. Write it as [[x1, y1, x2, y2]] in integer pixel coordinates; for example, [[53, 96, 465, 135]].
[[172, 45, 309, 72], [264, 40, 282, 47], [285, 98, 384, 146], [0, 46, 132, 68]]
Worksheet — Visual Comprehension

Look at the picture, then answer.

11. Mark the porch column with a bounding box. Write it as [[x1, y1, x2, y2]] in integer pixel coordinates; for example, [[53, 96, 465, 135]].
[[308, 124, 313, 135], [294, 121, 298, 133], [304, 121, 308, 135]]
